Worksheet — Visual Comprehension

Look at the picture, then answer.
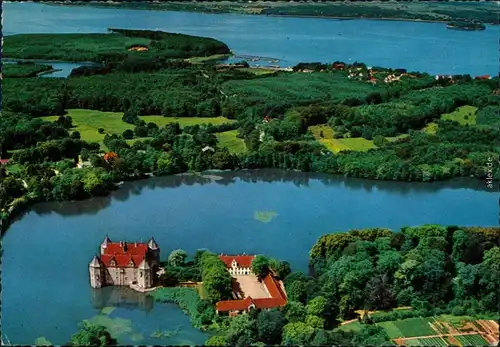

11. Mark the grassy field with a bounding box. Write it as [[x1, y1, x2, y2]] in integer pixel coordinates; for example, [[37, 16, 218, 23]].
[[216, 130, 247, 154], [44, 109, 236, 149], [441, 105, 478, 126], [422, 105, 478, 135], [378, 317, 435, 339], [44, 109, 134, 148], [308, 125, 376, 153], [140, 115, 235, 128], [337, 321, 363, 333], [185, 54, 230, 64]]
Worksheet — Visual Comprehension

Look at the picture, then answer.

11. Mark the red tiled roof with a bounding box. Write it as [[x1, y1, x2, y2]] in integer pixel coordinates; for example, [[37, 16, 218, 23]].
[[219, 255, 255, 268], [0, 159, 9, 165], [100, 242, 149, 268], [103, 242, 149, 256], [100, 254, 146, 268], [216, 273, 287, 312], [216, 297, 254, 312]]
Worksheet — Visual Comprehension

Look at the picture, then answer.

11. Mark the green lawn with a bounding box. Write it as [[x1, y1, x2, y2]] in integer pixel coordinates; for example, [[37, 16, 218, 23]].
[[44, 109, 136, 149], [309, 125, 376, 153], [422, 105, 478, 135], [216, 130, 247, 154], [139, 115, 235, 128], [441, 105, 478, 126], [394, 317, 436, 338], [43, 109, 236, 149], [185, 53, 230, 64], [378, 317, 435, 339], [337, 321, 363, 333], [377, 321, 405, 339]]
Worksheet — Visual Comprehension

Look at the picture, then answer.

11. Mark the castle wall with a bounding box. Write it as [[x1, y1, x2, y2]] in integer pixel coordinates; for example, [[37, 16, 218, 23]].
[[104, 267, 139, 286]]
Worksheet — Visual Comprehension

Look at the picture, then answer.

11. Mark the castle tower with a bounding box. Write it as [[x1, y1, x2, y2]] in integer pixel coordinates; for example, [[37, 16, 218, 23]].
[[137, 259, 151, 289], [100, 236, 111, 255], [89, 256, 104, 288], [147, 237, 160, 265]]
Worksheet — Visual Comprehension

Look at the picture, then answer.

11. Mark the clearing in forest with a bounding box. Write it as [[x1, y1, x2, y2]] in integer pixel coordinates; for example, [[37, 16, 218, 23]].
[[44, 109, 235, 149], [216, 130, 247, 154], [441, 105, 478, 126]]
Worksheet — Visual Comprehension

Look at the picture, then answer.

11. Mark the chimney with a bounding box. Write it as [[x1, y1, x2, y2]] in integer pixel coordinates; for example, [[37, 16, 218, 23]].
[[134, 242, 137, 247]]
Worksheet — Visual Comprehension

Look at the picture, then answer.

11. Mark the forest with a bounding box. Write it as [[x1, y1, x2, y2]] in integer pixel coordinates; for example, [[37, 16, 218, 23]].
[[141, 225, 500, 347], [1, 30, 500, 231]]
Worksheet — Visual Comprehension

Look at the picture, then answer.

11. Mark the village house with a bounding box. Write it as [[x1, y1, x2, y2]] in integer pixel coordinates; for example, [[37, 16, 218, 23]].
[[89, 236, 160, 289], [215, 255, 288, 316]]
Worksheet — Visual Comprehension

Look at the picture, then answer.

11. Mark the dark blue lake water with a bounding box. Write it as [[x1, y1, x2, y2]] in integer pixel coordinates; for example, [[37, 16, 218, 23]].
[[2, 2, 499, 345], [2, 171, 498, 345]]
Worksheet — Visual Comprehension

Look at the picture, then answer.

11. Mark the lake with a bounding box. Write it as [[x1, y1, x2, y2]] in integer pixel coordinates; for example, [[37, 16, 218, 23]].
[[3, 2, 498, 76], [2, 170, 498, 345], [2, 2, 499, 345]]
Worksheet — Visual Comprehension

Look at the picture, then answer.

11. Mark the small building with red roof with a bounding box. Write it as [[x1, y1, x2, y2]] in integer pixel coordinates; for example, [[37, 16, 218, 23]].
[[215, 254, 288, 316], [0, 159, 9, 166], [89, 236, 160, 289]]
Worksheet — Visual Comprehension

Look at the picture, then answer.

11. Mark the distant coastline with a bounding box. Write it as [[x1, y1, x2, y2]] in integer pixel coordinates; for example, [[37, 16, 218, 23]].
[[30, 1, 498, 27]]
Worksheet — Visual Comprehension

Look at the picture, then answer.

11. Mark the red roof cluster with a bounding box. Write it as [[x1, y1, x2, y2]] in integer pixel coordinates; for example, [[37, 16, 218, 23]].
[[0, 159, 9, 165], [475, 75, 490, 80], [104, 152, 119, 161], [216, 254, 288, 313], [220, 255, 255, 268], [101, 242, 149, 268]]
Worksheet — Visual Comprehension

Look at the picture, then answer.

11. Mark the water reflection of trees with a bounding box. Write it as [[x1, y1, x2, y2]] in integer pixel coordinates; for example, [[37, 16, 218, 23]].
[[90, 286, 154, 312], [29, 170, 493, 218]]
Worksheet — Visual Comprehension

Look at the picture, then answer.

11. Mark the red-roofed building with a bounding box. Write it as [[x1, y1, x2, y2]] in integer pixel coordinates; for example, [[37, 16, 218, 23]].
[[89, 236, 160, 289], [215, 255, 288, 316], [0, 159, 9, 166], [219, 254, 255, 276]]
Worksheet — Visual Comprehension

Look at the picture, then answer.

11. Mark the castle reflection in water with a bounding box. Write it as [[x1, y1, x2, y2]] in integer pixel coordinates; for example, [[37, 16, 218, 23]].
[[90, 286, 154, 312]]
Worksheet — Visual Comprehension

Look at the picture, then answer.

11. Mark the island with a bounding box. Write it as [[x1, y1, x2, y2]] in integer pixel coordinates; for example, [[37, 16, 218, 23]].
[[71, 225, 499, 346], [446, 21, 486, 31], [1, 29, 499, 232]]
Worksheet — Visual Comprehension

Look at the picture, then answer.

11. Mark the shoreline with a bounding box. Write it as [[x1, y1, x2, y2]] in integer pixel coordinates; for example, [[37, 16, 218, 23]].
[[35, 2, 498, 26]]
